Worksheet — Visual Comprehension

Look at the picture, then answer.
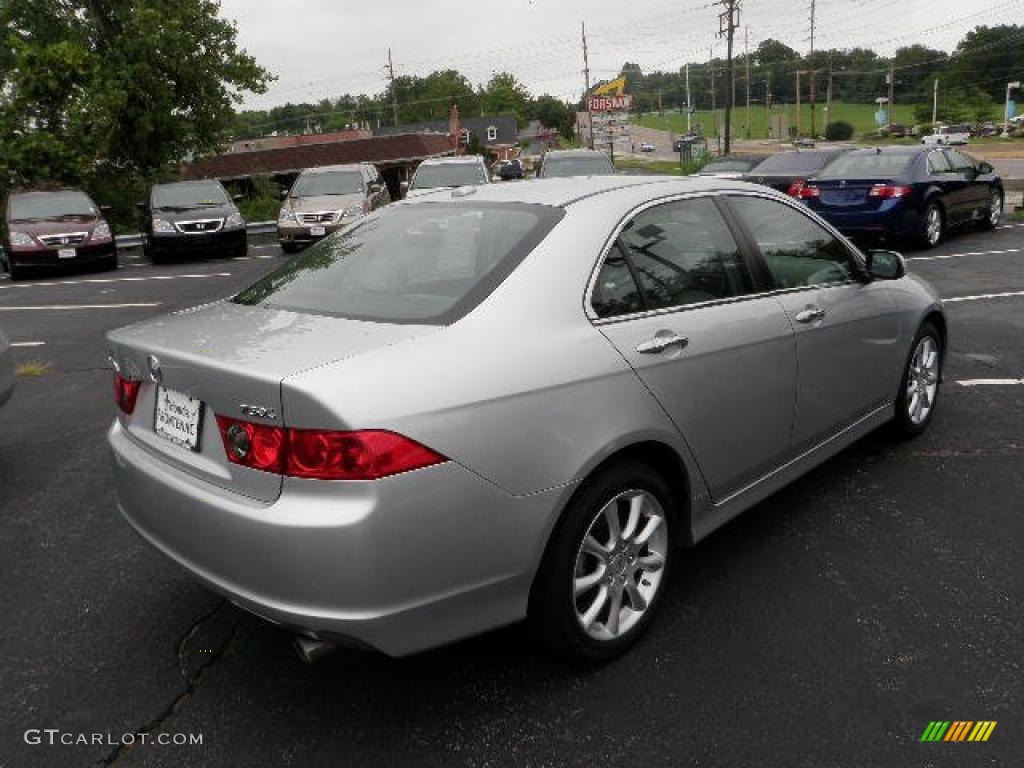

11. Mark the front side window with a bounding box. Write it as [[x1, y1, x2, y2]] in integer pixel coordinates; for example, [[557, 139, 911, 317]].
[[728, 195, 857, 288], [591, 197, 750, 318]]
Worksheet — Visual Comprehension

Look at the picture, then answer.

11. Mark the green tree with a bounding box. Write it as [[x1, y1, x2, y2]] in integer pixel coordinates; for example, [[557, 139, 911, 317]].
[[0, 0, 272, 189], [481, 72, 531, 126]]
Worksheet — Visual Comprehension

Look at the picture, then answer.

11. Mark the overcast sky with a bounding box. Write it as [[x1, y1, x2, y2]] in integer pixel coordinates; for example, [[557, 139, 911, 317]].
[[221, 0, 1021, 110]]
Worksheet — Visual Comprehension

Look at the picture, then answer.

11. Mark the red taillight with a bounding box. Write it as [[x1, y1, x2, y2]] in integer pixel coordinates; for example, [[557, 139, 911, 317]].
[[787, 179, 819, 199], [215, 415, 286, 473], [215, 417, 446, 480], [113, 372, 141, 414], [868, 184, 912, 198]]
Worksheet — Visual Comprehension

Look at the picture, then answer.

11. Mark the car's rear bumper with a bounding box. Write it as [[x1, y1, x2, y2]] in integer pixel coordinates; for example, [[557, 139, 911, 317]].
[[149, 229, 246, 258], [811, 202, 919, 238], [109, 420, 560, 656], [8, 241, 115, 268]]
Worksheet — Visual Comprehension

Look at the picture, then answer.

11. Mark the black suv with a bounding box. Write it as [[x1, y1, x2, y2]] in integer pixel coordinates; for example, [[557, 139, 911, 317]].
[[141, 180, 246, 262]]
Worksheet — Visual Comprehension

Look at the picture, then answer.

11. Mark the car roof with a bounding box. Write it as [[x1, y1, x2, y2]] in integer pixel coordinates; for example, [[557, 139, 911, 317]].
[[843, 146, 927, 156], [399, 175, 767, 209], [299, 164, 368, 175], [152, 179, 222, 189], [544, 149, 609, 158], [8, 187, 88, 198]]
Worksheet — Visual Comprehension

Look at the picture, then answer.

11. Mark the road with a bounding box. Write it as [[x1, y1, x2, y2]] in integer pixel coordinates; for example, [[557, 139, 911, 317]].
[[1, 219, 1022, 767]]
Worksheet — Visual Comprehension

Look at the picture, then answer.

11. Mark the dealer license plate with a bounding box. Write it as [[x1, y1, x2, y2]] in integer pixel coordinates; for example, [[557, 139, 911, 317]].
[[58, 248, 76, 259], [310, 225, 326, 236], [154, 387, 203, 451]]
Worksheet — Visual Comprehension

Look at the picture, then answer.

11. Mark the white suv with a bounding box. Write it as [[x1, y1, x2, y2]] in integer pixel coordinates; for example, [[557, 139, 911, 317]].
[[404, 156, 490, 198]]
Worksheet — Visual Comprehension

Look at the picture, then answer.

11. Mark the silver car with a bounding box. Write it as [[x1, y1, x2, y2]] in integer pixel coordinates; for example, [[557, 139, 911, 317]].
[[403, 156, 490, 199], [0, 325, 13, 408], [108, 177, 945, 661]]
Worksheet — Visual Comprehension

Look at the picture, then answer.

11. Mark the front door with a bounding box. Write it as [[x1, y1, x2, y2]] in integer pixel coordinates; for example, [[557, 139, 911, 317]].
[[592, 195, 798, 500], [725, 194, 902, 452]]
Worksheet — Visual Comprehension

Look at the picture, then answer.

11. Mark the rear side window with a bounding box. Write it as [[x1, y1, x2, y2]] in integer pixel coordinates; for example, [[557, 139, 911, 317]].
[[945, 150, 976, 174], [927, 152, 951, 174], [750, 152, 833, 175], [234, 202, 563, 324], [591, 197, 751, 318], [728, 196, 856, 288]]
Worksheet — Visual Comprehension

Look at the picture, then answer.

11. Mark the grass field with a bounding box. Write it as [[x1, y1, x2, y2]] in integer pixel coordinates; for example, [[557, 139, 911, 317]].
[[637, 101, 919, 139]]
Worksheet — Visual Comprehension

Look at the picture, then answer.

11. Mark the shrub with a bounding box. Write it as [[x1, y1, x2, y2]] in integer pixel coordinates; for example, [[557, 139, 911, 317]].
[[825, 121, 854, 141]]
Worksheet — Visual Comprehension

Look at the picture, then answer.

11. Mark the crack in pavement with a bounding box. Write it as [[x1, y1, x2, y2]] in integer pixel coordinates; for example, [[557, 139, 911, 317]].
[[98, 600, 239, 766]]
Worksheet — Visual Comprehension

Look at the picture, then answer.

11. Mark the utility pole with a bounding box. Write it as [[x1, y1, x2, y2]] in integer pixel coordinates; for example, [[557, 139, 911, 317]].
[[795, 69, 802, 137], [715, 0, 740, 155], [1006, 81, 1021, 137], [709, 48, 717, 145], [766, 72, 772, 139], [658, 89, 663, 115], [824, 57, 833, 128], [744, 26, 751, 138], [386, 48, 399, 127], [808, 0, 816, 138], [582, 21, 593, 149], [932, 78, 938, 124], [685, 63, 692, 134], [887, 60, 894, 126]]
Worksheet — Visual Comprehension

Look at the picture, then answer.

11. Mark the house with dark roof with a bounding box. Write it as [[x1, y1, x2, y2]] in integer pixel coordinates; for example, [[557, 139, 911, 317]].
[[376, 115, 519, 159]]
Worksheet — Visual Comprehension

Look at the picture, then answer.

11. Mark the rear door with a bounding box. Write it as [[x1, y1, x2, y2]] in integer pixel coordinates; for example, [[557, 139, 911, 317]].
[[592, 195, 798, 500], [725, 193, 901, 452]]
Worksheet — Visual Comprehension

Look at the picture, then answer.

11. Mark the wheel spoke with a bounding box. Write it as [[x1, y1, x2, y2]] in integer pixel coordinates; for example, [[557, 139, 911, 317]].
[[622, 493, 643, 541], [580, 585, 609, 629], [908, 391, 919, 417], [583, 535, 611, 561], [574, 565, 606, 597], [920, 387, 931, 409], [603, 502, 622, 545], [639, 552, 665, 573], [624, 580, 648, 612], [606, 585, 623, 635], [635, 514, 664, 545]]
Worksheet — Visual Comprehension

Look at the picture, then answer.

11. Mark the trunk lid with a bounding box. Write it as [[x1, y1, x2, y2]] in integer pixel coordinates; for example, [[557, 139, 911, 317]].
[[108, 300, 437, 501], [811, 177, 896, 212]]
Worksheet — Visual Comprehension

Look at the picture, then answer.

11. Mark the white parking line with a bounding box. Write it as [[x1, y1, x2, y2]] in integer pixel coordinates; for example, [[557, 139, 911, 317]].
[[907, 248, 1021, 262], [0, 303, 160, 311], [957, 378, 1024, 387], [10, 341, 46, 347], [945, 290, 1024, 303], [0, 272, 231, 290]]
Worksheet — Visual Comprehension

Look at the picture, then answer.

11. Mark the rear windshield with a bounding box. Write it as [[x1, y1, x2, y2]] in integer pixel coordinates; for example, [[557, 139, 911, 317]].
[[412, 163, 488, 190], [8, 191, 96, 221], [291, 171, 363, 197], [233, 202, 564, 324], [152, 181, 229, 209], [751, 152, 835, 175], [702, 158, 761, 173], [542, 155, 614, 178], [818, 153, 915, 179]]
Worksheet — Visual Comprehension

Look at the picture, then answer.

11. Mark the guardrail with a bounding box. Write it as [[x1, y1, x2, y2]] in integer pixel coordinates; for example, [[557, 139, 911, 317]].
[[115, 221, 277, 249]]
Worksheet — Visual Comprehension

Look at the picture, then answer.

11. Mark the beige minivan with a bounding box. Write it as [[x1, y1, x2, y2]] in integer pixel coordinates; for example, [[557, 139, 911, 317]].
[[277, 163, 390, 253]]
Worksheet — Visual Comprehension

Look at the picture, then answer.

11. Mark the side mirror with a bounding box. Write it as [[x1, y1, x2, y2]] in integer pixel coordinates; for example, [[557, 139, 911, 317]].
[[865, 249, 905, 280], [399, 180, 409, 196], [232, 194, 244, 202], [280, 188, 289, 200], [135, 202, 147, 212], [979, 162, 994, 175], [99, 205, 113, 216]]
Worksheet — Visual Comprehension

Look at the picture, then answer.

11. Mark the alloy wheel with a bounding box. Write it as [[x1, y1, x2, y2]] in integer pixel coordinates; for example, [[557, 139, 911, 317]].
[[990, 192, 1002, 227], [573, 489, 669, 641], [906, 336, 940, 425], [926, 206, 943, 246]]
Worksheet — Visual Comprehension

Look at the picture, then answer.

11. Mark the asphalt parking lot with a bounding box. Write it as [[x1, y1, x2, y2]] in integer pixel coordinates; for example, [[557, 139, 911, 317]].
[[2, 222, 1023, 767]]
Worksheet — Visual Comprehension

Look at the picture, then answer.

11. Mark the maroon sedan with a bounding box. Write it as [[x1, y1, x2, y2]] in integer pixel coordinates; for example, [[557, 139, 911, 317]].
[[3, 189, 117, 280]]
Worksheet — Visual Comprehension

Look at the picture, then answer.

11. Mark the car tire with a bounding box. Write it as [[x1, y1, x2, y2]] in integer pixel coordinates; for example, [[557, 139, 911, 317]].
[[916, 202, 944, 249], [893, 322, 943, 438], [7, 258, 27, 281], [280, 242, 300, 254], [98, 254, 118, 272], [978, 189, 1002, 230], [530, 461, 676, 663]]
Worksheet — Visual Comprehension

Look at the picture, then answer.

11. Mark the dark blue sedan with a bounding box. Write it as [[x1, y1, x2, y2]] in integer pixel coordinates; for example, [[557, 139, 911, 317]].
[[791, 146, 1003, 249]]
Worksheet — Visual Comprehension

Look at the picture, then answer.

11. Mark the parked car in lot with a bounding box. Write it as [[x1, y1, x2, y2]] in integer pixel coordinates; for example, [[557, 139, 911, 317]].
[[790, 146, 1002, 248], [744, 149, 847, 193], [403, 156, 490, 198], [492, 158, 525, 180], [538, 149, 615, 178], [921, 124, 970, 146], [278, 164, 389, 253], [142, 179, 246, 263], [0, 324, 14, 409], [639, 142, 656, 153], [2, 189, 116, 280], [107, 175, 946, 662], [693, 154, 769, 179]]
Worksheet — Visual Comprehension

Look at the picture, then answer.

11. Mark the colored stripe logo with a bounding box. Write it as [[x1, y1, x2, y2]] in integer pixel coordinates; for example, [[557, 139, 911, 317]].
[[920, 721, 997, 742]]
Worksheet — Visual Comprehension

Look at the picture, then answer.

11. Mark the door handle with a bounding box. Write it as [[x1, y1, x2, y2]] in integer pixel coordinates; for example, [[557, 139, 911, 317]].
[[636, 333, 688, 354], [794, 307, 826, 324]]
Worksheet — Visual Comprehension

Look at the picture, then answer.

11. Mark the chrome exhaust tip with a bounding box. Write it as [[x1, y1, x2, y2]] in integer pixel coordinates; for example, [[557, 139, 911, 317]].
[[293, 634, 337, 665]]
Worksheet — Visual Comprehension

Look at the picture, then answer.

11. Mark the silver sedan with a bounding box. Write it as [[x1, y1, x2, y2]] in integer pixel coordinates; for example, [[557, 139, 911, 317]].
[[108, 177, 945, 662], [0, 325, 14, 409]]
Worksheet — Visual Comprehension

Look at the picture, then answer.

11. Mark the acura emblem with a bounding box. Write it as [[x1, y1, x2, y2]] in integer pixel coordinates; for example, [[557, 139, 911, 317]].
[[147, 354, 162, 383]]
